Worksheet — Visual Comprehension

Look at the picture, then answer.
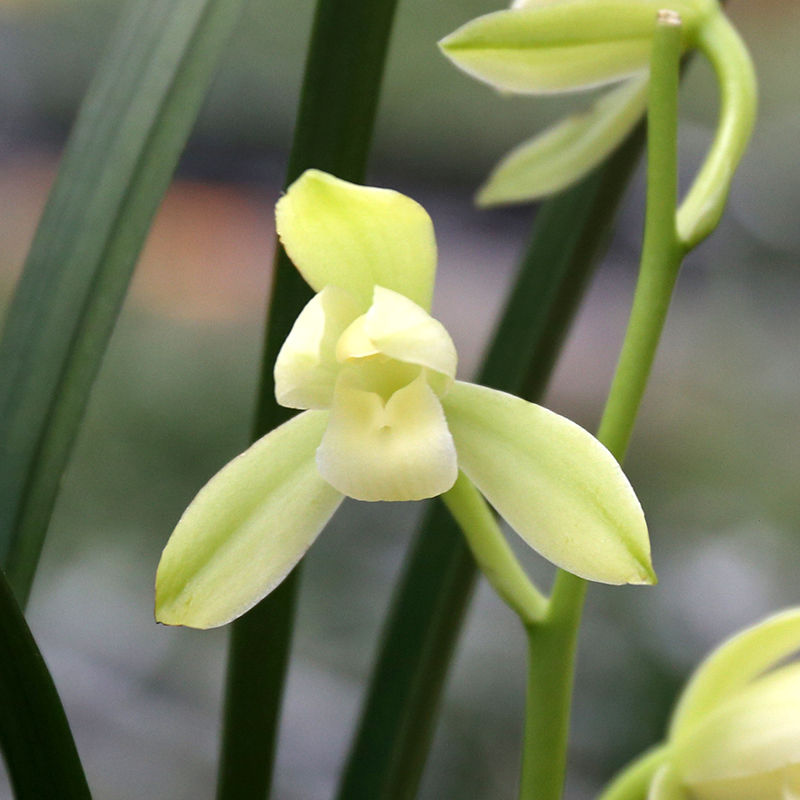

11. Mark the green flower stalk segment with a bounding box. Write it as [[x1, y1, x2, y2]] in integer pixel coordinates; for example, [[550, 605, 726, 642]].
[[439, 0, 756, 248], [155, 169, 655, 630], [603, 608, 800, 800]]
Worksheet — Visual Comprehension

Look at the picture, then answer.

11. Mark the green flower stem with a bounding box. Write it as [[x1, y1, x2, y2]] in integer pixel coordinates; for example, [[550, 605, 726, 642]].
[[520, 570, 587, 800], [520, 16, 684, 800], [216, 0, 400, 798], [597, 745, 670, 800], [676, 10, 757, 249], [597, 13, 685, 462], [442, 472, 548, 626]]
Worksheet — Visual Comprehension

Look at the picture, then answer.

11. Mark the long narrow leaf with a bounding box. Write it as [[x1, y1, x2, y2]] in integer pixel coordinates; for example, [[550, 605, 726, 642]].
[[0, 0, 246, 604], [0, 566, 92, 800], [336, 124, 647, 800], [216, 0, 402, 798]]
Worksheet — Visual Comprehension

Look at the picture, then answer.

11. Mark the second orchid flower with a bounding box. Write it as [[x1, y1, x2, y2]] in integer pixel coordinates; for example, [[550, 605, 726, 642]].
[[440, 0, 756, 248]]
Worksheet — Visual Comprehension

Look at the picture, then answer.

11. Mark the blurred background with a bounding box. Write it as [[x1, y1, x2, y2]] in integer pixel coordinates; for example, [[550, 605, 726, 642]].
[[0, 0, 799, 798]]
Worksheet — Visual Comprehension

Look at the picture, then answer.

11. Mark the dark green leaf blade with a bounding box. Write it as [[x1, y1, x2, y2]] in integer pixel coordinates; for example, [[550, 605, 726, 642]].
[[0, 566, 92, 800], [336, 124, 647, 800], [0, 0, 247, 605], [216, 0, 403, 797]]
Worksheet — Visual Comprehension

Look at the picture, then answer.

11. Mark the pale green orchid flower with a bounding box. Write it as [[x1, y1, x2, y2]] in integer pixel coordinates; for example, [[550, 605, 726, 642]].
[[608, 608, 800, 800], [155, 169, 654, 630], [439, 0, 756, 249]]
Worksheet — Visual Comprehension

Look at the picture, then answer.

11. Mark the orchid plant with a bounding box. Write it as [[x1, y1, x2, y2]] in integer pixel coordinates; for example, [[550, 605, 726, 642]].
[[0, 1, 790, 800]]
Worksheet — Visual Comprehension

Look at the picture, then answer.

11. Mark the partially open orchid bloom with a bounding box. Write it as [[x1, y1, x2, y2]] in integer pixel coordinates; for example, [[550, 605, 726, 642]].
[[645, 608, 800, 800], [155, 169, 654, 629], [439, 0, 751, 224]]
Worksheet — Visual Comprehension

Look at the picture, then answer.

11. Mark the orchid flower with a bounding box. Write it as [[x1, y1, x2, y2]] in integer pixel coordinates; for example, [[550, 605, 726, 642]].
[[642, 608, 800, 800], [601, 609, 800, 800], [155, 169, 654, 629], [439, 0, 757, 249]]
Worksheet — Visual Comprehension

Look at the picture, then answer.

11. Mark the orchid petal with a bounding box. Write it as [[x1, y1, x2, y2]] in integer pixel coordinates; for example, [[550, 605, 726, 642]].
[[670, 608, 800, 739], [511, 0, 571, 8], [439, 1, 694, 95], [442, 381, 654, 585], [785, 774, 800, 800], [275, 169, 437, 311], [317, 373, 458, 502], [477, 74, 648, 205], [684, 768, 800, 800], [648, 765, 689, 800], [155, 410, 342, 629], [673, 663, 800, 788], [274, 285, 362, 410], [363, 286, 457, 385]]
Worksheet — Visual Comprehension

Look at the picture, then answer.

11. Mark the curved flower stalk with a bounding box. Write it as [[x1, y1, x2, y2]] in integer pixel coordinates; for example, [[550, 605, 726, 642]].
[[155, 169, 655, 629], [601, 608, 800, 800], [440, 0, 756, 247]]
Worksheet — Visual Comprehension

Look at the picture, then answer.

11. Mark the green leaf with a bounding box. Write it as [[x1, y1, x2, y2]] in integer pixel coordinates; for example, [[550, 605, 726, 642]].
[[0, 0, 247, 605], [477, 74, 648, 206], [216, 0, 403, 797], [276, 170, 438, 311], [336, 123, 648, 800], [156, 410, 341, 630], [443, 381, 654, 585], [0, 566, 91, 800]]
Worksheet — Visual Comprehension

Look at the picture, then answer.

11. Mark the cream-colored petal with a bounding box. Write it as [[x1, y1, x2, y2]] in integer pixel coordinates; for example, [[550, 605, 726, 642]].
[[477, 74, 648, 206], [363, 286, 457, 386], [687, 767, 800, 800], [439, 2, 676, 95], [674, 663, 800, 787], [511, 0, 571, 8], [648, 765, 688, 800], [316, 373, 458, 502], [336, 314, 381, 362], [275, 285, 362, 410], [670, 608, 800, 739], [275, 170, 437, 311], [442, 381, 654, 585], [155, 410, 342, 629], [785, 775, 800, 800]]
